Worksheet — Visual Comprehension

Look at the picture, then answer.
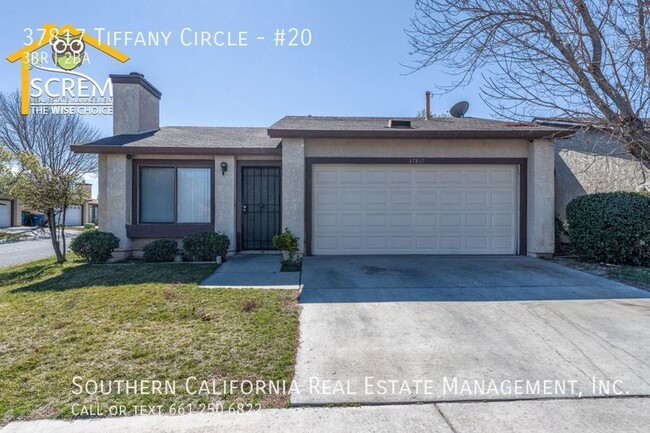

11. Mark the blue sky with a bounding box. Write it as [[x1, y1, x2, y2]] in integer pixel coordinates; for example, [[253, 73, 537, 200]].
[[0, 1, 490, 196], [1, 0, 489, 136]]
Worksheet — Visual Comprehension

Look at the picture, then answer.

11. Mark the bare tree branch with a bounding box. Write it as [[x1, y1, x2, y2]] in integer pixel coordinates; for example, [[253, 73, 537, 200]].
[[407, 0, 650, 161], [0, 90, 98, 262], [0, 91, 98, 176]]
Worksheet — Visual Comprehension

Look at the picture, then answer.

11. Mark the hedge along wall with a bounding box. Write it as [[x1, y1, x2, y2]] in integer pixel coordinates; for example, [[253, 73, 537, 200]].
[[566, 192, 650, 265]]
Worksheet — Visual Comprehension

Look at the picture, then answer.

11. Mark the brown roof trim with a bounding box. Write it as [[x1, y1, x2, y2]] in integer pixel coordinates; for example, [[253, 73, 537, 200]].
[[268, 128, 574, 140], [110, 73, 162, 100], [70, 145, 281, 155]]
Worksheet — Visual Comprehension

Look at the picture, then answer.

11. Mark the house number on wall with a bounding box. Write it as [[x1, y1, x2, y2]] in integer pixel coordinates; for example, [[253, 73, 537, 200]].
[[408, 158, 426, 164]]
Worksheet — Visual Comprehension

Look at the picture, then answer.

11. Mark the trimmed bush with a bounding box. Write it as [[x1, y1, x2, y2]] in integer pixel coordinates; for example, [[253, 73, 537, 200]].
[[70, 231, 120, 264], [566, 192, 650, 265], [143, 240, 178, 262], [182, 232, 230, 261], [83, 223, 96, 230]]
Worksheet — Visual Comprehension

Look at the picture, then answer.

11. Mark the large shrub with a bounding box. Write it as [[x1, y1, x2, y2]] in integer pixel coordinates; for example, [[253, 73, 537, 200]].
[[566, 192, 650, 265], [182, 232, 230, 261], [142, 239, 178, 262], [70, 231, 120, 264]]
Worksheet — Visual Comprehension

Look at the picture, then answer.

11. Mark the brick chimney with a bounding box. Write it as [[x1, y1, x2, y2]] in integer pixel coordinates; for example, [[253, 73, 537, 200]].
[[109, 72, 162, 136]]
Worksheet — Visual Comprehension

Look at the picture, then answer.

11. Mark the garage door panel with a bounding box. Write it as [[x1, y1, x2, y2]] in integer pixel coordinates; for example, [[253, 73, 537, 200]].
[[467, 236, 489, 250], [491, 190, 515, 206], [340, 213, 363, 227], [466, 191, 488, 205], [315, 170, 338, 183], [414, 191, 437, 206], [440, 191, 462, 205], [340, 170, 362, 183], [440, 170, 462, 184], [390, 190, 412, 205], [0, 200, 11, 228], [390, 170, 411, 183], [466, 214, 489, 227], [341, 191, 362, 204], [415, 213, 438, 227], [312, 164, 518, 255], [414, 170, 438, 184], [365, 191, 388, 206], [315, 191, 338, 206], [491, 169, 516, 184], [465, 169, 488, 184], [64, 205, 82, 226]]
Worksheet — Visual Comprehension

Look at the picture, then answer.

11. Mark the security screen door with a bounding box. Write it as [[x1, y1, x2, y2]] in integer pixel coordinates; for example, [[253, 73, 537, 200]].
[[241, 167, 281, 250]]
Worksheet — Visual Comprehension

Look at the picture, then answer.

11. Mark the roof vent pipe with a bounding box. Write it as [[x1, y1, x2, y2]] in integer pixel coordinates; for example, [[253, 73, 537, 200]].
[[425, 91, 431, 120]]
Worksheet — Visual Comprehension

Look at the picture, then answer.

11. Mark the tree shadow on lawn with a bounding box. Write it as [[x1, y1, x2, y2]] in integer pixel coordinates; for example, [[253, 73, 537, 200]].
[[6, 262, 217, 293]]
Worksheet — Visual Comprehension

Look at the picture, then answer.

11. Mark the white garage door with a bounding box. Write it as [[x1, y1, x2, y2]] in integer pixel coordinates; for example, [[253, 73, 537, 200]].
[[65, 206, 82, 226], [0, 200, 11, 228], [312, 164, 519, 255]]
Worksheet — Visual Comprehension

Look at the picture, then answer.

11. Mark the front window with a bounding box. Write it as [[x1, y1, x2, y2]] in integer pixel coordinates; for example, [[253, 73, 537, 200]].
[[139, 166, 212, 224]]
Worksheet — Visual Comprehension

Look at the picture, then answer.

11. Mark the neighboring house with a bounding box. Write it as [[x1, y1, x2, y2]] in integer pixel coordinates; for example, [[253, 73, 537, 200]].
[[0, 186, 95, 228], [60, 183, 94, 226], [0, 197, 18, 228], [536, 118, 650, 219], [71, 73, 572, 259]]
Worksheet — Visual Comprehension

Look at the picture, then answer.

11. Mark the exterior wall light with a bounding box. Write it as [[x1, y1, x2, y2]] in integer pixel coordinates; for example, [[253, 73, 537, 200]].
[[220, 161, 228, 175]]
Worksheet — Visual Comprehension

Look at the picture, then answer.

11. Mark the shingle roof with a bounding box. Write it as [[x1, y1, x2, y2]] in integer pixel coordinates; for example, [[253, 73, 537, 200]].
[[72, 116, 574, 155], [71, 126, 282, 155], [268, 116, 573, 139], [535, 116, 650, 129]]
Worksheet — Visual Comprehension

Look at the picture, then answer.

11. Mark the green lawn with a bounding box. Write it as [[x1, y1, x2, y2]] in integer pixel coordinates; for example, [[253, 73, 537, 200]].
[[0, 257, 299, 425]]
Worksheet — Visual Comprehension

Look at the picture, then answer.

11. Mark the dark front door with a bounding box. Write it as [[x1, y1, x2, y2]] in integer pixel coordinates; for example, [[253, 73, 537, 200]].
[[241, 166, 281, 250]]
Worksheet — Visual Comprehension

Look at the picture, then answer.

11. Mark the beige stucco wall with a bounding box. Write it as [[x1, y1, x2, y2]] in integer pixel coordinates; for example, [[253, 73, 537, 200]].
[[528, 139, 555, 255], [98, 154, 132, 259], [282, 138, 306, 253], [305, 138, 529, 158], [554, 129, 650, 219], [112, 83, 160, 135], [215, 155, 236, 254]]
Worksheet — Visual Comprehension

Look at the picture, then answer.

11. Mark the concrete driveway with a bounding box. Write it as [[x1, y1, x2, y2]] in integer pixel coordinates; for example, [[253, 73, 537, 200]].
[[293, 255, 650, 405]]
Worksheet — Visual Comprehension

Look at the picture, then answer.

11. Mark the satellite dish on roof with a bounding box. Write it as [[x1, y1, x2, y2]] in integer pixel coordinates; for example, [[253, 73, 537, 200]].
[[449, 101, 469, 118]]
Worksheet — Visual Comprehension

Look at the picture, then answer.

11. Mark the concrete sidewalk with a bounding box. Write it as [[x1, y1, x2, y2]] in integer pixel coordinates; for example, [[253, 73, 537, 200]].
[[2, 397, 648, 433], [200, 254, 301, 289]]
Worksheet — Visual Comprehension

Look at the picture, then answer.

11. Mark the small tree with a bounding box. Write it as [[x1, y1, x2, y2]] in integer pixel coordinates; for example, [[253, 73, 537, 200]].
[[11, 152, 88, 262], [0, 147, 12, 197], [0, 90, 98, 263]]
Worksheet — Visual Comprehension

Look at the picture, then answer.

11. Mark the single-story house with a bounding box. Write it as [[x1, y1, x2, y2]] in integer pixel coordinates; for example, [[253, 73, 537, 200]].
[[71, 73, 573, 259]]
